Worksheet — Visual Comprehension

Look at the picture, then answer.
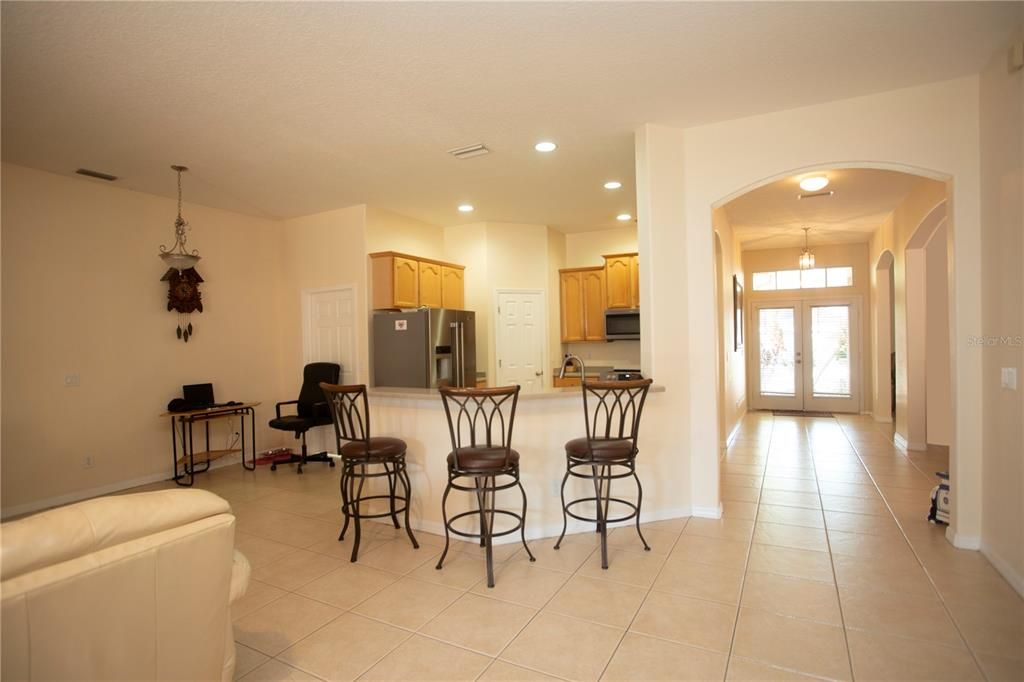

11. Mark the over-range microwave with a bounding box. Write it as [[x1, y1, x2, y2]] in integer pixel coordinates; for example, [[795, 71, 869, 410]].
[[605, 309, 640, 341]]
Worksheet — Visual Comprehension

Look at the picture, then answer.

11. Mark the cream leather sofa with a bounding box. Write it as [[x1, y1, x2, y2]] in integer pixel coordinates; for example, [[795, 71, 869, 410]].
[[1, 489, 250, 681]]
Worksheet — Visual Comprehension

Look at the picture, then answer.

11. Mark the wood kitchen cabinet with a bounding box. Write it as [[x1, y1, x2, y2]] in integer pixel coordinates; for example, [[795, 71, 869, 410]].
[[559, 267, 605, 342], [604, 253, 639, 309], [370, 252, 465, 310]]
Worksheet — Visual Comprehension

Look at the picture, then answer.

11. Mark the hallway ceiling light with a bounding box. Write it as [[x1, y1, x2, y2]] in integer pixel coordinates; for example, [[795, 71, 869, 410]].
[[534, 141, 557, 152], [799, 175, 830, 192], [457, 204, 474, 213], [799, 227, 816, 270], [617, 213, 632, 221], [603, 181, 622, 190]]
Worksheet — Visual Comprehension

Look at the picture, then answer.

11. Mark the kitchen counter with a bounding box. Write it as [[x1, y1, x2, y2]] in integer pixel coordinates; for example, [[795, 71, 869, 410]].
[[367, 384, 664, 402]]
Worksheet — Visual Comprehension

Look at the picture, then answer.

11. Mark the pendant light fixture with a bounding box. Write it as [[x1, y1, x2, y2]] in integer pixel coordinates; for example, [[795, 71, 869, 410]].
[[799, 227, 816, 270], [158, 165, 201, 272]]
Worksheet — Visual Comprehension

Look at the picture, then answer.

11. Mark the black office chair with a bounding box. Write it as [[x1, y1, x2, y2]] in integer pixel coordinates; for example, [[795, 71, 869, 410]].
[[269, 362, 341, 474]]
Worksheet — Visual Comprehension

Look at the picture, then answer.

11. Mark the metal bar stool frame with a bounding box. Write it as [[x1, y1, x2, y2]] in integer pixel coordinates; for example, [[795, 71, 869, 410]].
[[320, 382, 419, 563], [554, 378, 654, 569], [437, 385, 535, 588]]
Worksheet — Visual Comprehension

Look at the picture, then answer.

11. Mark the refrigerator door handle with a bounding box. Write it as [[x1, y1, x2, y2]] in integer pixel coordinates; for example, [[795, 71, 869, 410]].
[[458, 322, 466, 387]]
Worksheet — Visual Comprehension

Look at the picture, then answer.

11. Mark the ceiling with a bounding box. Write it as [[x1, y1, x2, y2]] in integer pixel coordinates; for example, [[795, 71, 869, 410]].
[[723, 168, 934, 250], [1, 2, 1018, 232]]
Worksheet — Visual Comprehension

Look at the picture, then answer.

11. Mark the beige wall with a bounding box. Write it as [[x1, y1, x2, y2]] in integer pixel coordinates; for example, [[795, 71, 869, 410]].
[[712, 208, 746, 442], [978, 25, 1024, 592], [365, 206, 445, 261], [744, 242, 872, 414], [564, 226, 638, 268], [0, 164, 288, 514], [925, 222, 952, 446]]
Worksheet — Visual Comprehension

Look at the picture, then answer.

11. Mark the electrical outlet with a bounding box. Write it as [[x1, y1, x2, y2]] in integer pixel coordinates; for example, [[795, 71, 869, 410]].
[[83, 455, 95, 468], [64, 373, 80, 387], [1001, 367, 1017, 390]]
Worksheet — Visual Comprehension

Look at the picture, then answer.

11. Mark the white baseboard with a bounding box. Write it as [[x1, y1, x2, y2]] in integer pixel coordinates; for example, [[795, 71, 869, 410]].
[[0, 454, 245, 521], [907, 441, 928, 451], [981, 542, 1024, 598], [946, 526, 982, 550], [692, 504, 723, 519], [872, 412, 893, 423]]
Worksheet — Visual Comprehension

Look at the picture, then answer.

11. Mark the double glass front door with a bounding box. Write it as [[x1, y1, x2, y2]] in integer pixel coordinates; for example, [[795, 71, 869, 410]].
[[752, 300, 859, 413]]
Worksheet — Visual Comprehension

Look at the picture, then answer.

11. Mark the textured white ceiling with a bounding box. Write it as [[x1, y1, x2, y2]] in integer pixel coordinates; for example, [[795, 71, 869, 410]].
[[724, 169, 932, 251], [1, 2, 1018, 232]]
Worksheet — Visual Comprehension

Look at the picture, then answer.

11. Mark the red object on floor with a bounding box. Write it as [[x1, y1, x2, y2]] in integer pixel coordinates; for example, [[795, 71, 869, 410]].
[[255, 449, 294, 466]]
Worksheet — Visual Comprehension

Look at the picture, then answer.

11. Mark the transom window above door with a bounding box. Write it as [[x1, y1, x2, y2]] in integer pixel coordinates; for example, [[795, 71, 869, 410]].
[[751, 266, 853, 291]]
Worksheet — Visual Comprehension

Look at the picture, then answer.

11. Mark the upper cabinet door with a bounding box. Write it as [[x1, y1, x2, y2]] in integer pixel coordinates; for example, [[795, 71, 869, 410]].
[[419, 261, 443, 308], [605, 255, 634, 309], [582, 268, 606, 341], [392, 256, 420, 308], [441, 266, 465, 309], [560, 271, 585, 342], [630, 254, 640, 308]]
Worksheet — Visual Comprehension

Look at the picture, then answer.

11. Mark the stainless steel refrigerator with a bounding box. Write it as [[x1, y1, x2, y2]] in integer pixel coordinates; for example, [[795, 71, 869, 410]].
[[372, 309, 477, 388]]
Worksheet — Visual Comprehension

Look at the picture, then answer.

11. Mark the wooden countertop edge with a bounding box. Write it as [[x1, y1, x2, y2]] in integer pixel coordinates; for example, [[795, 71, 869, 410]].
[[365, 385, 665, 403]]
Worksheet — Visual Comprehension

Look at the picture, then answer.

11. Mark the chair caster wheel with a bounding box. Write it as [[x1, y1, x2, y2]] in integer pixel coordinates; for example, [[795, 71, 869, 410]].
[[270, 464, 277, 471], [297, 468, 304, 474], [329, 460, 336, 468]]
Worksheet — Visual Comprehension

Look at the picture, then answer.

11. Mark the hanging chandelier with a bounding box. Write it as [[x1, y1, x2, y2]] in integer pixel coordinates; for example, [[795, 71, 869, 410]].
[[158, 165, 201, 272], [799, 227, 816, 270]]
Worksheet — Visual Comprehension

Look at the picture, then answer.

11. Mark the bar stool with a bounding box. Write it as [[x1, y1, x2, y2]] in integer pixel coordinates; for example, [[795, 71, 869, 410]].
[[320, 382, 419, 563], [554, 378, 654, 569], [437, 385, 535, 588]]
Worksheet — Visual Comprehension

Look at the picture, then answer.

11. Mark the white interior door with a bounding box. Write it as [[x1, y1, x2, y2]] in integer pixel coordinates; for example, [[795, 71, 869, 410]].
[[495, 290, 546, 393], [750, 298, 859, 413], [303, 287, 357, 384]]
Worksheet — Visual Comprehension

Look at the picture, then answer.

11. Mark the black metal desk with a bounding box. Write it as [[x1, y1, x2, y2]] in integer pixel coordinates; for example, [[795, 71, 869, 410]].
[[162, 402, 260, 486]]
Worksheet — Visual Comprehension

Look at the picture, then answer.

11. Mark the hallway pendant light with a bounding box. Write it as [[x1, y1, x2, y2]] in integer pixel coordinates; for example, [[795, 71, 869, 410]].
[[158, 165, 201, 272], [799, 227, 816, 270]]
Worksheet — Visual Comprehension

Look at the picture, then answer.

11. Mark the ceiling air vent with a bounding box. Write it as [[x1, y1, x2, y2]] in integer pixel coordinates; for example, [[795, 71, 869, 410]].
[[797, 190, 835, 200], [447, 143, 490, 160], [75, 168, 118, 181]]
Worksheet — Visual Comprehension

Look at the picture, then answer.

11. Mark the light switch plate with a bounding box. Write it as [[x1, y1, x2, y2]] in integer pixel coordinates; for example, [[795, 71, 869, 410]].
[[1001, 367, 1017, 390], [64, 373, 80, 387]]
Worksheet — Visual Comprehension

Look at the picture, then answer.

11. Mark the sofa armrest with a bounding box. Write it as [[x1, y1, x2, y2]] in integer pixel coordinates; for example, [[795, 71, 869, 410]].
[[229, 549, 251, 604]]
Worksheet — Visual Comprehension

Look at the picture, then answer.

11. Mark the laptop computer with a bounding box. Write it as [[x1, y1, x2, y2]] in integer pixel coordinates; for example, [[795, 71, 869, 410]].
[[182, 383, 216, 408]]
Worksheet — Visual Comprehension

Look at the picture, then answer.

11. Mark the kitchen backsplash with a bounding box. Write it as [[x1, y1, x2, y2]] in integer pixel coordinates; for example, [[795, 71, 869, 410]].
[[564, 340, 641, 368]]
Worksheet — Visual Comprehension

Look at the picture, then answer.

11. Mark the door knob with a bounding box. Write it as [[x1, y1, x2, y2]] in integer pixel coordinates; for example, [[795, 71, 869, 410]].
[[535, 370, 544, 376]]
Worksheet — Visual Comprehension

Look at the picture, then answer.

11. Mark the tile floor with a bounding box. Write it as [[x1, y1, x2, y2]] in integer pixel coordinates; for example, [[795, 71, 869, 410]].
[[134, 413, 1022, 681]]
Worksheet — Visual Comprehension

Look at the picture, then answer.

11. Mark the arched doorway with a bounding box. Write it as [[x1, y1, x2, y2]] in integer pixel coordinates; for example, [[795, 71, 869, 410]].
[[874, 250, 895, 422]]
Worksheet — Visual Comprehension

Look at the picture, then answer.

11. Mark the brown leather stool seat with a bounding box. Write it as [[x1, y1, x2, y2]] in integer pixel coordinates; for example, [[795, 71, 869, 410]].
[[565, 438, 635, 461], [340, 436, 407, 459], [447, 447, 520, 472]]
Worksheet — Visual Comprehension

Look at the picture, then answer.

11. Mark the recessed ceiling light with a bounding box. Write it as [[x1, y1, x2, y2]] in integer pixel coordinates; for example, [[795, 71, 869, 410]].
[[458, 204, 474, 213], [616, 214, 632, 221], [604, 181, 622, 190], [534, 141, 557, 153], [799, 176, 829, 192]]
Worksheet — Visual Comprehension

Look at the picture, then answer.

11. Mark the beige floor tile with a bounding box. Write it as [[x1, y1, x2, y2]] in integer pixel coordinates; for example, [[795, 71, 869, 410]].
[[630, 591, 737, 652], [753, 522, 828, 553], [360, 634, 491, 681], [509, 540, 595, 574], [840, 586, 965, 648], [257, 490, 341, 518], [606, 526, 676, 556], [471, 561, 570, 607], [746, 544, 835, 584], [817, 482, 880, 499], [233, 593, 342, 656], [420, 593, 536, 656], [575, 545, 666, 588], [723, 463, 767, 476], [733, 608, 850, 680], [761, 465, 816, 480], [814, 469, 872, 484], [233, 644, 269, 679], [722, 500, 759, 520], [683, 516, 755, 542], [295, 563, 398, 610], [478, 660, 562, 681], [944, 598, 1024, 660], [407, 549, 487, 589], [872, 472, 934, 490], [239, 659, 321, 681], [640, 517, 690, 534], [846, 629, 984, 681], [725, 656, 822, 681], [819, 493, 890, 516], [722, 485, 762, 503], [758, 489, 821, 510], [762, 477, 818, 493], [232, 580, 287, 622], [352, 576, 461, 630], [277, 612, 408, 681], [671, 534, 750, 569], [723, 473, 763, 489], [304, 533, 392, 561], [546, 574, 647, 628], [652, 558, 745, 604], [755, 504, 824, 529], [236, 532, 299, 568], [914, 543, 1002, 577], [357, 539, 438, 574], [976, 653, 1024, 682], [827, 529, 918, 563], [823, 509, 902, 536], [602, 632, 728, 681], [251, 548, 343, 591], [501, 612, 623, 681], [926, 565, 1023, 607], [741, 571, 842, 625], [831, 553, 937, 599]]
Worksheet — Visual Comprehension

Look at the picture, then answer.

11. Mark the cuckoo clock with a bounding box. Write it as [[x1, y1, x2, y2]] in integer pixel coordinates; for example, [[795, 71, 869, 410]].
[[161, 267, 203, 342]]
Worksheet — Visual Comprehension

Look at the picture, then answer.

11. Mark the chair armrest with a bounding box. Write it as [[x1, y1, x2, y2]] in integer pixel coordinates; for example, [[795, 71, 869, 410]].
[[275, 400, 299, 419]]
